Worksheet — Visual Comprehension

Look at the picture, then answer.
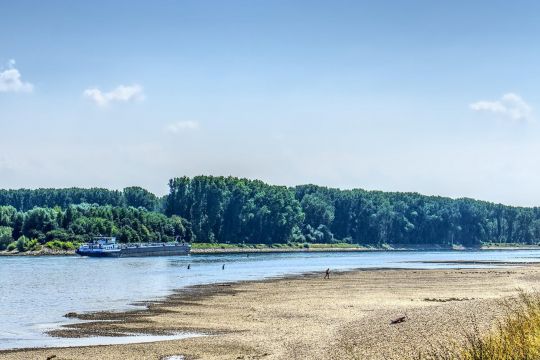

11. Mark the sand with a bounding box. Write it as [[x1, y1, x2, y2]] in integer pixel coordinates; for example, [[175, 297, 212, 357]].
[[2, 265, 540, 360]]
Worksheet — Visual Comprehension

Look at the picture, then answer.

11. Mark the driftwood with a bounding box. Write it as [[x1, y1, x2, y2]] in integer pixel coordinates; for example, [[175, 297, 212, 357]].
[[46, 356, 57, 360], [390, 315, 407, 324]]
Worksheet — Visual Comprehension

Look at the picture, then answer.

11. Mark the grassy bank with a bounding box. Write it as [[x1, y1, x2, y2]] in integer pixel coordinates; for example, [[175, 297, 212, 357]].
[[2, 241, 540, 256], [189, 242, 373, 254]]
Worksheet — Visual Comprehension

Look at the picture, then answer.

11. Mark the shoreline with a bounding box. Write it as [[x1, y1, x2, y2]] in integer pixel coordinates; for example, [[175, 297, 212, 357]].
[[2, 244, 540, 256], [1, 265, 539, 359]]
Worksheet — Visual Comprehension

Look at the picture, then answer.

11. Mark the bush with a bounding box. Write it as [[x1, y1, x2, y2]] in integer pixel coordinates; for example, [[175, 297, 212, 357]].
[[45, 240, 77, 250], [0, 226, 13, 250], [6, 242, 16, 251], [16, 236, 27, 251], [15, 236, 41, 252]]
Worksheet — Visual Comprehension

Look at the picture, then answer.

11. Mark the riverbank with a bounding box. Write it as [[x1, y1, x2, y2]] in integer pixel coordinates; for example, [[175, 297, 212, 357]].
[[3, 242, 539, 256], [1, 264, 539, 359], [0, 247, 75, 256]]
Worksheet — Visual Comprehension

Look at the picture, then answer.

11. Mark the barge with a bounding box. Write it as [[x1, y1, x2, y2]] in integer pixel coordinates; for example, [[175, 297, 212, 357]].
[[76, 236, 190, 257]]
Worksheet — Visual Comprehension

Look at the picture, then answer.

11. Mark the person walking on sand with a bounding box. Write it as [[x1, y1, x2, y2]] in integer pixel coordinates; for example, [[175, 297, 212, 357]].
[[324, 268, 330, 279]]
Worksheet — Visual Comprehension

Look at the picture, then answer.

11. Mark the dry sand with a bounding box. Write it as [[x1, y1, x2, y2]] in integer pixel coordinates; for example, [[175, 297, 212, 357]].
[[2, 265, 540, 360]]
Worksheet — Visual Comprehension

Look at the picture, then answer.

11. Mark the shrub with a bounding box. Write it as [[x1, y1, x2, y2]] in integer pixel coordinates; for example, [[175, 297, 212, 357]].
[[0, 226, 13, 250], [15, 236, 41, 252], [16, 236, 27, 251], [6, 242, 16, 251], [45, 240, 78, 250]]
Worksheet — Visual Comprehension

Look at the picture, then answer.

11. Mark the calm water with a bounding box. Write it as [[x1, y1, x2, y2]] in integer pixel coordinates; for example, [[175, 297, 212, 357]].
[[1, 249, 539, 350]]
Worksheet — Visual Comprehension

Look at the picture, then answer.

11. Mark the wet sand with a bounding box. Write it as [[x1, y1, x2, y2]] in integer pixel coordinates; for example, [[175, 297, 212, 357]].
[[2, 265, 540, 360]]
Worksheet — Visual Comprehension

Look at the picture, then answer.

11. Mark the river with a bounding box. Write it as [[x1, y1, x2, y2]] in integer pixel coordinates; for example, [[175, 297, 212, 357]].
[[1, 249, 539, 350]]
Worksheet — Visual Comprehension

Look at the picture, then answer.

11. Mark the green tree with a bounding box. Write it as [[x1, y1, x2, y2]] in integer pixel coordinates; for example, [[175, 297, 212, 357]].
[[0, 226, 13, 250]]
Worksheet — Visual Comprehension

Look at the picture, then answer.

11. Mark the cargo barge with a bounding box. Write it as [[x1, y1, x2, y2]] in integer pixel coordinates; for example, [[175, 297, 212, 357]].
[[76, 236, 190, 257]]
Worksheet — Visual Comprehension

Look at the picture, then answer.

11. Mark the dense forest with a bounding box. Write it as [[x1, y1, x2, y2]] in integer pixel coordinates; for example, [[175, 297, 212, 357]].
[[166, 176, 540, 247], [1, 176, 540, 251]]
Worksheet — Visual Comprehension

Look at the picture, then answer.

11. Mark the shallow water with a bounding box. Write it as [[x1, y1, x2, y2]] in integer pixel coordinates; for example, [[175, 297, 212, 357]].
[[0, 249, 539, 350]]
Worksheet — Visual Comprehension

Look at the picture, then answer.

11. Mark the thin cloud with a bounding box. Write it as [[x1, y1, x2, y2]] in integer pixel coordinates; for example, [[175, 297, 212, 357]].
[[0, 59, 34, 93], [83, 84, 144, 106], [470, 93, 533, 122], [166, 121, 200, 133]]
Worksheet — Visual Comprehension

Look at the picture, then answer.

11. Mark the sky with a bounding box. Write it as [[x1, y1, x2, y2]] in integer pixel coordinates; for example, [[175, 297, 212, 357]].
[[2, 0, 540, 206]]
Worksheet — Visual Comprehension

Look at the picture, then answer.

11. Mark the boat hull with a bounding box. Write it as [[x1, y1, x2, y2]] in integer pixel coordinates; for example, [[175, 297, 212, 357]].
[[76, 249, 121, 257]]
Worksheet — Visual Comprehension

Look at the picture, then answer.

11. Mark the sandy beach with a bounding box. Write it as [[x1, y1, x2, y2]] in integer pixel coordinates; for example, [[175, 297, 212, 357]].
[[2, 264, 539, 360]]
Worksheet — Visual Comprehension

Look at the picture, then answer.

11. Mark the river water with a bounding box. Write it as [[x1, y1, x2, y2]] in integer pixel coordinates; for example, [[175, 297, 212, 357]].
[[1, 249, 539, 350]]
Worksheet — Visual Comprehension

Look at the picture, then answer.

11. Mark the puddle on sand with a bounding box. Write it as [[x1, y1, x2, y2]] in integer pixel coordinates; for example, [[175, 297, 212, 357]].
[[0, 332, 202, 351]]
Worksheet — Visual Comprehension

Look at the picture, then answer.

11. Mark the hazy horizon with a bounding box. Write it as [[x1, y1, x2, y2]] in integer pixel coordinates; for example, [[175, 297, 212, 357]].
[[3, 1, 540, 206]]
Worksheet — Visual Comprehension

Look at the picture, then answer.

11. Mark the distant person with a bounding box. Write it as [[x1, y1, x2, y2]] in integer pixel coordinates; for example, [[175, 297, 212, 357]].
[[324, 268, 330, 279], [187, 264, 191, 270], [222, 264, 225, 270]]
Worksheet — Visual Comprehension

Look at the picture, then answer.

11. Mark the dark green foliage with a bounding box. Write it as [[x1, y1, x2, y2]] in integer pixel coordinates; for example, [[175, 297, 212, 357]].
[[166, 176, 304, 245], [122, 186, 158, 211], [167, 177, 540, 247], [3, 176, 540, 250], [0, 188, 124, 211], [0, 187, 159, 212]]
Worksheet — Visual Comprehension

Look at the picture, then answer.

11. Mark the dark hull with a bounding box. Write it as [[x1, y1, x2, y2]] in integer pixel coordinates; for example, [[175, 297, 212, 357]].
[[77, 245, 190, 258], [76, 250, 121, 257], [119, 246, 190, 257]]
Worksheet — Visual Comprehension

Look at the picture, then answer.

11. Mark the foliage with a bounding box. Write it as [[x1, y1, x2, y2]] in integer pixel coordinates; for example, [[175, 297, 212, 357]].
[[4, 176, 540, 250], [0, 204, 193, 252], [166, 176, 540, 247], [45, 240, 78, 250], [0, 187, 159, 212], [122, 186, 159, 211], [16, 236, 40, 252], [0, 226, 13, 250], [166, 176, 304, 245]]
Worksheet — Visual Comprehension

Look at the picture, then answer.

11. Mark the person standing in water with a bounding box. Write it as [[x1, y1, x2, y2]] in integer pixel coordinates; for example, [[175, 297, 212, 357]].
[[187, 264, 191, 270], [222, 264, 225, 270], [324, 268, 330, 279]]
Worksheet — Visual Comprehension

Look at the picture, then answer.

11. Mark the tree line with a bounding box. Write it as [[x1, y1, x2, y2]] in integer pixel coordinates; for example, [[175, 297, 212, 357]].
[[0, 186, 159, 212], [165, 176, 540, 247], [1, 176, 540, 249]]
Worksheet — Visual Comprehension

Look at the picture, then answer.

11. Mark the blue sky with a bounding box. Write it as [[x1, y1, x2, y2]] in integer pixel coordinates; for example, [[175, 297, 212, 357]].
[[2, 0, 540, 205]]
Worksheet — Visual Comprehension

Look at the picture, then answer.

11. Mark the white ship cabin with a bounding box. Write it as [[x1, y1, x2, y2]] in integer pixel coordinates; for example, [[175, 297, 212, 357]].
[[90, 236, 119, 249]]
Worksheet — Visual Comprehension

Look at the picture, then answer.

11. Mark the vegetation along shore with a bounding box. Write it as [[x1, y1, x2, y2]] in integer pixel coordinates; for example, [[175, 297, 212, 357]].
[[2, 176, 540, 254]]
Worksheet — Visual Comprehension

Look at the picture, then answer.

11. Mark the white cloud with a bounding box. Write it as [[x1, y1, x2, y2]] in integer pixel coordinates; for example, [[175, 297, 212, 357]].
[[83, 84, 144, 106], [470, 93, 532, 122], [166, 121, 200, 133], [0, 59, 34, 93]]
